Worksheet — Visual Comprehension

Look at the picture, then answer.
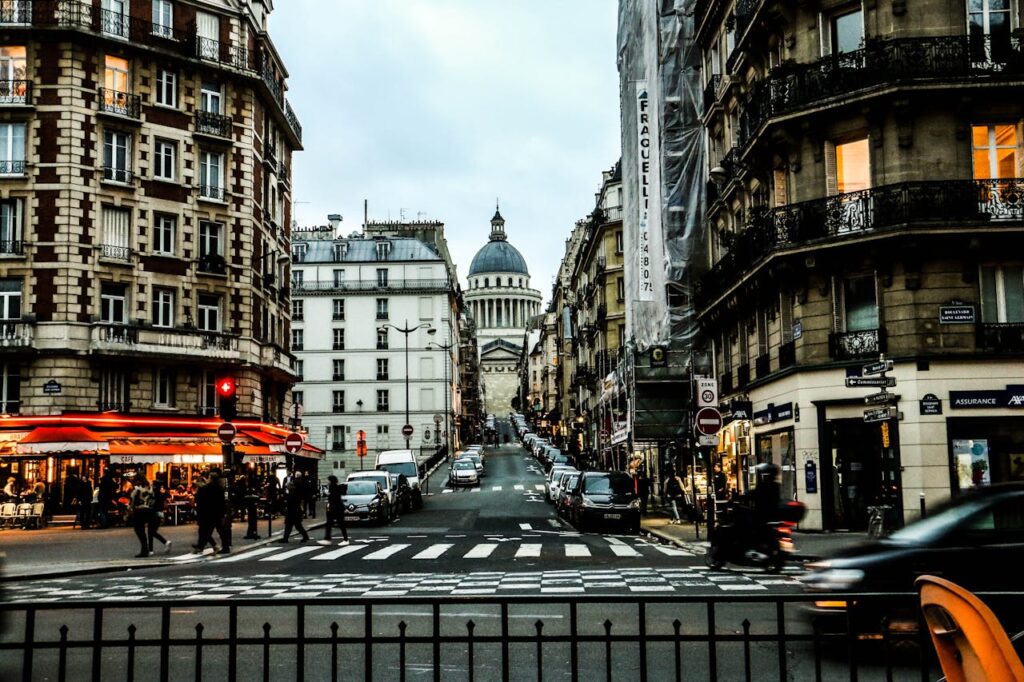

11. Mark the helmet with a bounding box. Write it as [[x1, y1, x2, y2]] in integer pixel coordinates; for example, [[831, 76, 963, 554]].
[[754, 463, 779, 479]]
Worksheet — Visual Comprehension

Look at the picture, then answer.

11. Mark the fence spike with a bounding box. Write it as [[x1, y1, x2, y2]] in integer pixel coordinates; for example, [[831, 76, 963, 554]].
[[535, 619, 544, 634], [196, 623, 205, 635], [263, 622, 272, 634], [603, 619, 613, 634], [467, 619, 475, 633], [399, 620, 407, 633], [59, 624, 69, 637], [330, 621, 339, 634], [672, 618, 681, 631]]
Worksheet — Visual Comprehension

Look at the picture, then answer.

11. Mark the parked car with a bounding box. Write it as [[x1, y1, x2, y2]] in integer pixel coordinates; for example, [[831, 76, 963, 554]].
[[458, 453, 484, 476], [546, 452, 573, 472], [802, 483, 1024, 633], [340, 480, 390, 524], [546, 465, 577, 502], [450, 459, 480, 487], [376, 450, 423, 509], [557, 472, 582, 517], [567, 472, 641, 533], [346, 471, 396, 511]]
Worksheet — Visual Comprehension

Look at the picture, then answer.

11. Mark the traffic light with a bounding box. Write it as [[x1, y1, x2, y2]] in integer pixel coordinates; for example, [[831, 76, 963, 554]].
[[217, 376, 237, 422], [356, 429, 367, 457]]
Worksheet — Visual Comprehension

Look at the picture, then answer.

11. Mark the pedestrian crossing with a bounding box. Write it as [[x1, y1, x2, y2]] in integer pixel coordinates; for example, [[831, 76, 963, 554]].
[[440, 484, 545, 494]]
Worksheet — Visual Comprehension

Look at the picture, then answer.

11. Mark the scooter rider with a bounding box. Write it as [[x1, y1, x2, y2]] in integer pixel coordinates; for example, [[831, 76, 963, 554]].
[[711, 463, 780, 559]]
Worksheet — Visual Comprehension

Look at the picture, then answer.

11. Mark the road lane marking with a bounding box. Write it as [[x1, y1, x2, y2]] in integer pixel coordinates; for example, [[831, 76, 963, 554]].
[[534, 484, 545, 491], [519, 523, 532, 530], [547, 519, 562, 528], [564, 544, 590, 557], [606, 537, 641, 557], [311, 544, 366, 561], [441, 489, 453, 494], [413, 544, 454, 560], [362, 544, 410, 560], [491, 486, 502, 491], [652, 545, 692, 557], [514, 485, 524, 490], [214, 547, 281, 563], [464, 543, 498, 559], [470, 487, 480, 493], [514, 543, 542, 558], [260, 546, 320, 561]]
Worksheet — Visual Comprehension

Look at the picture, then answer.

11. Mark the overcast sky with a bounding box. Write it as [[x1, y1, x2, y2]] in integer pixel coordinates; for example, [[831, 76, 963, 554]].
[[271, 0, 621, 298]]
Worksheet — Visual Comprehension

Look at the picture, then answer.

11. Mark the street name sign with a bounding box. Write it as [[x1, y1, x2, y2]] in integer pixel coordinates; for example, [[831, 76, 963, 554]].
[[864, 406, 897, 423], [694, 407, 723, 436], [861, 360, 894, 376], [864, 391, 896, 406], [284, 432, 303, 454], [697, 434, 720, 447], [217, 422, 237, 443], [846, 376, 896, 388]]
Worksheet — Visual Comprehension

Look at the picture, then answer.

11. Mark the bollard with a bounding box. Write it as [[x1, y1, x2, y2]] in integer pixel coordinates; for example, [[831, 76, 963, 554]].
[[919, 492, 926, 519]]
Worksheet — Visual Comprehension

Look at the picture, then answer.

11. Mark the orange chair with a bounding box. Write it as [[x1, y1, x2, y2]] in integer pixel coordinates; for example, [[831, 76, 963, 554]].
[[916, 575, 1024, 682]]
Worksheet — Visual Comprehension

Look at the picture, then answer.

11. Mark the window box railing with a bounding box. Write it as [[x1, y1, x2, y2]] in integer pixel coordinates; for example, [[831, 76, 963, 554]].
[[332, 405, 345, 414], [0, 321, 33, 348], [779, 340, 796, 369], [197, 254, 227, 275], [0, 160, 26, 175], [194, 35, 249, 71], [98, 87, 140, 119], [976, 322, 1024, 353], [0, 239, 23, 255], [199, 185, 226, 201], [265, 147, 277, 169], [91, 323, 239, 354], [102, 166, 133, 184], [0, 80, 31, 105], [99, 7, 129, 38], [99, 244, 131, 261], [0, 0, 31, 24], [755, 354, 770, 378], [829, 328, 886, 360], [195, 110, 232, 138], [376, 373, 389, 381]]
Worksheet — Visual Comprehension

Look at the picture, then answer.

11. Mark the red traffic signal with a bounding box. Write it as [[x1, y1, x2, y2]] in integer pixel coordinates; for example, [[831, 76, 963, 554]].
[[216, 377, 237, 399]]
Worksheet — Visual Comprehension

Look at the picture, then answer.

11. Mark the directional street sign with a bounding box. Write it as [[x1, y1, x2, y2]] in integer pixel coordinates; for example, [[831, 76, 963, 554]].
[[696, 377, 718, 408], [284, 432, 304, 454], [846, 376, 897, 388], [861, 360, 894, 376], [217, 422, 237, 443], [694, 407, 723, 436], [863, 406, 897, 423], [864, 391, 896, 406], [402, 424, 415, 438]]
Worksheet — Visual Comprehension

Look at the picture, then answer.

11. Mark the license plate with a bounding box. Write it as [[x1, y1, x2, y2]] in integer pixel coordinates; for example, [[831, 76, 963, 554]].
[[604, 513, 621, 519], [344, 515, 359, 521]]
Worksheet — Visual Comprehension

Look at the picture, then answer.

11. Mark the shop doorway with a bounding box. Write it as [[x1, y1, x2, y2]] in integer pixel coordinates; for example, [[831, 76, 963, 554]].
[[822, 417, 903, 531], [756, 429, 796, 501]]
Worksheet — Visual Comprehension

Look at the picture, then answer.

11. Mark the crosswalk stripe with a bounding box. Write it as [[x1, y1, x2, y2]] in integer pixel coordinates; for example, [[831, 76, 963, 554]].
[[534, 484, 545, 491], [609, 544, 641, 557], [311, 544, 366, 561], [464, 543, 497, 559], [470, 488, 480, 493], [513, 485, 524, 490], [441, 489, 453, 494], [491, 486, 502, 491], [412, 544, 454, 560], [363, 544, 410, 560], [565, 544, 590, 557], [652, 545, 692, 557], [215, 547, 281, 563], [519, 523, 532, 530], [515, 543, 542, 558], [260, 546, 320, 561]]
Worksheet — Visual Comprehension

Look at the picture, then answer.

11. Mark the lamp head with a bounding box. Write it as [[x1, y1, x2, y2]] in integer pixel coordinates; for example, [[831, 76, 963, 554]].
[[427, 328, 437, 336]]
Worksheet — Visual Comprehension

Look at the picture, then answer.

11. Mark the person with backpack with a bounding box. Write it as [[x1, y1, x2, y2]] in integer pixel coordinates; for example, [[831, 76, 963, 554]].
[[129, 474, 156, 557]]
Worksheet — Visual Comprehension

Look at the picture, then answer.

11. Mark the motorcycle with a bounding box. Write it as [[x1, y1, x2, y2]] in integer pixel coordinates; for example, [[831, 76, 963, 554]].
[[706, 500, 805, 573]]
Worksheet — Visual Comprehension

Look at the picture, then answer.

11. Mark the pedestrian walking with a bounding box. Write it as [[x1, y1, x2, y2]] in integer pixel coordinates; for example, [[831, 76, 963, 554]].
[[193, 472, 223, 553], [713, 463, 728, 501], [637, 469, 651, 515], [243, 474, 261, 540], [664, 469, 686, 524], [320, 475, 349, 544], [96, 469, 116, 529], [128, 475, 156, 558], [150, 481, 171, 554], [277, 479, 309, 543], [213, 469, 232, 554], [300, 472, 316, 519]]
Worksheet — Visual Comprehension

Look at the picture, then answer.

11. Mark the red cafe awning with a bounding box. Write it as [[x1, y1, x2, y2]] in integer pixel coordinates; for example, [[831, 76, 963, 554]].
[[16, 426, 110, 455]]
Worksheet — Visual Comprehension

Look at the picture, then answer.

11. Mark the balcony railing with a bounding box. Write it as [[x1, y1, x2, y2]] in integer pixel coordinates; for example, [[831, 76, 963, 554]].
[[198, 254, 227, 275], [0, 321, 33, 348], [258, 52, 303, 143], [0, 0, 31, 23], [195, 110, 232, 138], [977, 322, 1024, 353], [194, 35, 250, 71], [741, 35, 1024, 146], [99, 244, 131, 261], [755, 353, 770, 378], [98, 88, 140, 119], [702, 74, 722, 114], [829, 328, 886, 360], [0, 80, 31, 105], [199, 185, 226, 201], [700, 179, 1024, 305], [293, 279, 452, 294], [0, 160, 26, 175], [91, 324, 240, 356], [0, 239, 23, 255], [102, 166, 133, 185]]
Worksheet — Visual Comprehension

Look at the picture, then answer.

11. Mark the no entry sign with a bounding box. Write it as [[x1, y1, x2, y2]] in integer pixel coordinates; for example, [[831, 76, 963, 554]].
[[217, 422, 237, 443], [401, 424, 414, 438], [284, 432, 304, 454], [694, 407, 723, 436]]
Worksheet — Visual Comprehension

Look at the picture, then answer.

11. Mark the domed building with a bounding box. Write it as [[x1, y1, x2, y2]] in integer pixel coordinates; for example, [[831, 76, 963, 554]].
[[465, 207, 543, 414]]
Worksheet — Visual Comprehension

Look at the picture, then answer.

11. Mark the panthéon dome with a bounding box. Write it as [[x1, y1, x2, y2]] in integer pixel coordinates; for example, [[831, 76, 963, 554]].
[[467, 206, 530, 276]]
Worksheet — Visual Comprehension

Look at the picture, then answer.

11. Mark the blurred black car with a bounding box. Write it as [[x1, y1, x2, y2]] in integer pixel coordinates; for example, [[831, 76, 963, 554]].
[[567, 472, 641, 533], [802, 483, 1024, 632]]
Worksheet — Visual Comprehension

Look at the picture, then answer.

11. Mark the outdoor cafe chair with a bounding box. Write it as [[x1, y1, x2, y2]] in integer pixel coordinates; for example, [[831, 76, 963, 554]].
[[0, 502, 16, 528], [15, 503, 33, 528]]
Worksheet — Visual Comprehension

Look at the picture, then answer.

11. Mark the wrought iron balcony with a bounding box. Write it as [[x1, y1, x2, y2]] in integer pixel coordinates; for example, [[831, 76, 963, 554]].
[[0, 1, 31, 23], [977, 322, 1024, 353], [102, 166, 133, 185], [90, 323, 240, 357], [195, 110, 232, 138], [741, 35, 1024, 147], [779, 341, 796, 369], [194, 35, 250, 71], [702, 74, 722, 115], [0, 321, 33, 349], [699, 179, 1024, 306], [736, 363, 750, 388], [0, 160, 26, 176], [0, 80, 31, 105], [829, 328, 886, 360], [199, 185, 226, 201], [198, 254, 227, 275], [99, 244, 131, 261], [0, 240, 23, 255], [98, 88, 140, 119]]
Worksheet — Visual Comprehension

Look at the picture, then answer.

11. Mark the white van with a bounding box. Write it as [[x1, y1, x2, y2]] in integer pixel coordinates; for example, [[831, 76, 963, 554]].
[[375, 450, 423, 509]]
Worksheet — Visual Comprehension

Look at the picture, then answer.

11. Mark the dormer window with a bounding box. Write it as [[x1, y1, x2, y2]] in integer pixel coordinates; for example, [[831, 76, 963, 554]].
[[333, 242, 348, 261], [376, 241, 391, 260], [292, 243, 308, 262]]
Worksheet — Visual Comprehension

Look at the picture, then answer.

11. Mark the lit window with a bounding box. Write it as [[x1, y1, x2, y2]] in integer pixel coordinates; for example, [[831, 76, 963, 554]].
[[834, 138, 870, 194], [972, 125, 1017, 180]]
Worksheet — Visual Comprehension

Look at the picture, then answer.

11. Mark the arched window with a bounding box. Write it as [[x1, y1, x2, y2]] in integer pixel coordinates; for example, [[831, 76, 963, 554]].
[[484, 277, 489, 288], [518, 278, 523, 287]]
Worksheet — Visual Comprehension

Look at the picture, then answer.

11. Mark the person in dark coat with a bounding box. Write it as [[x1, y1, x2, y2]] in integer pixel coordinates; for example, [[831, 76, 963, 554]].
[[212, 470, 231, 554], [299, 472, 316, 519], [193, 473, 224, 553], [277, 479, 309, 543], [320, 475, 348, 544], [96, 469, 117, 529], [243, 474, 261, 540]]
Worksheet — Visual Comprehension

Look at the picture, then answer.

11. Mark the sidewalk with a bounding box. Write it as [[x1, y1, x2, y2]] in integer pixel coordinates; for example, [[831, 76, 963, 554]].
[[640, 506, 870, 561]]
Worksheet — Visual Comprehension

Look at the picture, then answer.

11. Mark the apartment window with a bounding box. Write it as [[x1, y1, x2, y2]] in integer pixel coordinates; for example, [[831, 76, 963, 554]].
[[332, 390, 345, 413], [152, 288, 174, 328], [153, 367, 175, 407], [981, 265, 1024, 323], [376, 268, 389, 287], [98, 368, 129, 411], [101, 206, 131, 260], [197, 294, 220, 332], [331, 425, 345, 451], [100, 282, 127, 323], [376, 241, 391, 260], [154, 69, 176, 108], [292, 299, 304, 320], [333, 328, 345, 350], [838, 275, 878, 332], [152, 0, 173, 37], [721, 332, 733, 374], [0, 2, 30, 23], [152, 214, 175, 255], [332, 269, 345, 287], [376, 329, 389, 350], [292, 242, 308, 262], [197, 370, 217, 415], [972, 125, 1017, 180], [294, 359, 303, 380], [0, 199, 22, 251], [332, 359, 345, 381], [827, 138, 870, 195], [103, 130, 132, 183], [828, 8, 863, 55], [0, 46, 27, 104], [616, 230, 624, 254], [332, 243, 347, 261], [0, 123, 24, 175], [292, 270, 304, 287], [153, 139, 176, 181], [484, 278, 489, 288], [756, 308, 769, 358], [199, 150, 224, 199], [0, 279, 21, 319], [292, 390, 303, 407], [291, 328, 303, 351], [198, 221, 222, 257], [332, 299, 344, 320], [376, 390, 389, 412], [377, 424, 389, 446], [616, 277, 625, 301], [376, 298, 389, 320], [101, 0, 130, 38], [738, 321, 749, 366], [969, 0, 1014, 63], [200, 80, 222, 114], [103, 54, 130, 95], [376, 358, 389, 381], [196, 11, 220, 60], [0, 363, 20, 414]]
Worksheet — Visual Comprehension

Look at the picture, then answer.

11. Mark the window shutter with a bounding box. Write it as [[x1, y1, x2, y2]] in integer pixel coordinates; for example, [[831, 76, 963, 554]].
[[831, 277, 844, 332], [780, 292, 794, 344], [824, 141, 838, 196], [773, 168, 788, 207]]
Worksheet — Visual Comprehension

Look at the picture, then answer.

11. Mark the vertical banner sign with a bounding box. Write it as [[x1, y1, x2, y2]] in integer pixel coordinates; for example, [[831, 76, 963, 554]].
[[636, 81, 654, 302]]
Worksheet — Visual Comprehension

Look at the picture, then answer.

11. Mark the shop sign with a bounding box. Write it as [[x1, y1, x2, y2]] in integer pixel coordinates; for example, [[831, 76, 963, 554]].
[[752, 402, 794, 425], [950, 385, 1024, 409], [920, 393, 942, 415], [846, 376, 896, 388], [729, 400, 753, 420], [939, 305, 975, 324], [792, 320, 803, 340], [245, 454, 286, 464], [42, 380, 62, 395], [635, 81, 656, 302], [611, 427, 629, 445]]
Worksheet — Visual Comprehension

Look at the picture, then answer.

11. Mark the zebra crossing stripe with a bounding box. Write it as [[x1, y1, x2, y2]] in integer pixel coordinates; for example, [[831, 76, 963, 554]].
[[547, 519, 561, 528], [464, 543, 497, 559], [653, 545, 692, 557], [519, 523, 532, 530], [260, 546, 321, 561], [363, 544, 410, 560], [412, 544, 454, 560], [514, 543, 542, 558], [606, 537, 641, 557], [216, 547, 281, 563], [491, 486, 502, 491], [533, 484, 545, 491], [311, 544, 366, 561], [470, 488, 480, 493], [513, 485, 524, 490], [564, 544, 590, 557]]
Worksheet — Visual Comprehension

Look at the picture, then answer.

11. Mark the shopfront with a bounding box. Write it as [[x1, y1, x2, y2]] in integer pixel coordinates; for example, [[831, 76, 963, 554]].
[[819, 416, 903, 531], [947, 416, 1024, 492]]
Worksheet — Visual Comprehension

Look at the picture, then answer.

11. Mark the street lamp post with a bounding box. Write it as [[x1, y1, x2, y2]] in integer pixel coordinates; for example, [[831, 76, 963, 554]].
[[427, 337, 455, 458], [379, 320, 436, 450]]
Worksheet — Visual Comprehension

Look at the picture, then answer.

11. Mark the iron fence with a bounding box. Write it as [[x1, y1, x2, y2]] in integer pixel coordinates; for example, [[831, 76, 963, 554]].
[[195, 110, 233, 138], [1, 592, 998, 681]]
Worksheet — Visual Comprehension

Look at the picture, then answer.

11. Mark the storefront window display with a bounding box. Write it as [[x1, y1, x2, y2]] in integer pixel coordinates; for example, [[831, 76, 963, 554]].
[[949, 418, 1024, 491]]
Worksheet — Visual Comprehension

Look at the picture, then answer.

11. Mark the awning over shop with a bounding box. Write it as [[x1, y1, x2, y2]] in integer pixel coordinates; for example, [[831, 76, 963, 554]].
[[16, 426, 110, 455], [107, 442, 223, 465]]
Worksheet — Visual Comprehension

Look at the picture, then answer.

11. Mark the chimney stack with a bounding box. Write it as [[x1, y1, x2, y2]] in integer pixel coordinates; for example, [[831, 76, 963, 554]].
[[327, 213, 342, 236]]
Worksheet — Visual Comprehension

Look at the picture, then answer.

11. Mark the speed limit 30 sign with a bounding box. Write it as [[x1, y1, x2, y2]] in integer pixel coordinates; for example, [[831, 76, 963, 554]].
[[696, 377, 718, 408]]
